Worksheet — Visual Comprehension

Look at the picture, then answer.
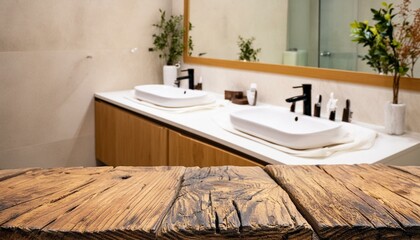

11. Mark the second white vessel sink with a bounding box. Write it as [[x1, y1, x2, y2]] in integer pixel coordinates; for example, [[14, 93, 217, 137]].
[[134, 84, 215, 108], [230, 107, 345, 149]]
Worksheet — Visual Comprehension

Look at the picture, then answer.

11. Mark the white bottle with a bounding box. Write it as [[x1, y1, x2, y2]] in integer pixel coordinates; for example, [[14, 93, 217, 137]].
[[326, 92, 338, 121], [246, 83, 258, 106]]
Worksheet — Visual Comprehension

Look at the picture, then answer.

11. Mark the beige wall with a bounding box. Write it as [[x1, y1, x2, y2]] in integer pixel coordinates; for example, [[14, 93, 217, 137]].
[[0, 0, 171, 168]]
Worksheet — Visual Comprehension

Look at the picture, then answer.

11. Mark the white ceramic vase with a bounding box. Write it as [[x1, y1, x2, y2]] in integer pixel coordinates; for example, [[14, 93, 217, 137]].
[[163, 65, 179, 86], [384, 101, 406, 135]]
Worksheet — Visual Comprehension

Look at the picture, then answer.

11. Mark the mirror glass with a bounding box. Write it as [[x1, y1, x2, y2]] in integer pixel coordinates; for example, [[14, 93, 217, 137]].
[[189, 0, 420, 77]]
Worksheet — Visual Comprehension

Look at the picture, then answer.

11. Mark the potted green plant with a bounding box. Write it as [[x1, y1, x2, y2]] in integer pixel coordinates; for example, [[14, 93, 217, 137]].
[[350, 1, 419, 135], [149, 9, 193, 86], [237, 36, 261, 62]]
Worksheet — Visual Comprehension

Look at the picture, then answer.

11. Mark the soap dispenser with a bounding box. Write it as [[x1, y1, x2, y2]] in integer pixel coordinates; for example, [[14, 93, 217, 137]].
[[326, 92, 338, 121], [342, 99, 353, 122], [314, 95, 322, 117], [247, 83, 258, 106], [195, 76, 203, 90]]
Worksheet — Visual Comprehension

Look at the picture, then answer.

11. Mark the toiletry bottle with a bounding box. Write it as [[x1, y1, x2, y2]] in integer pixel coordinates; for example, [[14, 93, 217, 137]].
[[326, 92, 338, 121], [247, 83, 258, 106], [342, 99, 353, 122], [195, 76, 203, 90], [314, 95, 322, 117]]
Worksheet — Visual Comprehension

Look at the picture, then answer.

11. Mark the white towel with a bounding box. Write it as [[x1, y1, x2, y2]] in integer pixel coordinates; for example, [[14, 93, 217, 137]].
[[212, 113, 377, 158], [125, 96, 226, 113]]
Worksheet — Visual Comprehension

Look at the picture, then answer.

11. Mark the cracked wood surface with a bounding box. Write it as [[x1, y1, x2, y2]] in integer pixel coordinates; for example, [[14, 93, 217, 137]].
[[0, 166, 186, 239], [266, 164, 420, 240], [0, 168, 39, 181], [0, 165, 418, 239], [159, 166, 314, 239]]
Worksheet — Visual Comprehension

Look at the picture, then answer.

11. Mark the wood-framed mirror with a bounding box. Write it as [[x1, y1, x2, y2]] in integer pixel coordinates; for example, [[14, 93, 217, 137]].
[[183, 0, 420, 91]]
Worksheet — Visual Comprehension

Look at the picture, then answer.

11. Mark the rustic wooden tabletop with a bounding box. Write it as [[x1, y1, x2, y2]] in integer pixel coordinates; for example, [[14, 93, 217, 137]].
[[0, 165, 418, 239]]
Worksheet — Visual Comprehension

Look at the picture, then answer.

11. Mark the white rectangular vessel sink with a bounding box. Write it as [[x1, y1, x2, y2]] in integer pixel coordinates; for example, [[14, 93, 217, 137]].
[[134, 85, 215, 108], [230, 107, 344, 149]]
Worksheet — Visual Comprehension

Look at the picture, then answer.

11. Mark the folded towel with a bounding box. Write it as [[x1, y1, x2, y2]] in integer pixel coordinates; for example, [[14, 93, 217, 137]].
[[125, 96, 226, 113], [212, 112, 377, 158]]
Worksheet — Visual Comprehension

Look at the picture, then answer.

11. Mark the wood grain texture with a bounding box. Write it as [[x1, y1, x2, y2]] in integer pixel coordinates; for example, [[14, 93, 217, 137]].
[[168, 130, 263, 167], [159, 166, 313, 239], [95, 100, 117, 166], [0, 168, 38, 181], [265, 164, 420, 239], [1, 165, 418, 239], [95, 100, 168, 166], [0, 166, 185, 239], [115, 107, 168, 166], [391, 165, 420, 177]]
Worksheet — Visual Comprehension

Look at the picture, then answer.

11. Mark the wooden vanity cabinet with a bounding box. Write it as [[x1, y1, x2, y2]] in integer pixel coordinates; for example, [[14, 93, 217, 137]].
[[95, 99, 263, 167], [168, 130, 263, 167], [95, 100, 168, 166]]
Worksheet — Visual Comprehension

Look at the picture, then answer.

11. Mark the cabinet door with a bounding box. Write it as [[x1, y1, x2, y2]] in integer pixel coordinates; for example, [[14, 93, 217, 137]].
[[114, 107, 168, 166], [95, 100, 168, 166], [168, 130, 263, 167], [95, 100, 117, 166]]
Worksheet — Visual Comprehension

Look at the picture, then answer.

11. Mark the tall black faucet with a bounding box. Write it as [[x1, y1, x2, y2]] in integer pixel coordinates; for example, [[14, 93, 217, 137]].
[[175, 69, 194, 90], [285, 84, 312, 116]]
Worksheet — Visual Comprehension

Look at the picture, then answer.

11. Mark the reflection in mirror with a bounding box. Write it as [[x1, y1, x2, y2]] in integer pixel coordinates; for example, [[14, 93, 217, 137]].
[[190, 0, 288, 64], [189, 0, 420, 77]]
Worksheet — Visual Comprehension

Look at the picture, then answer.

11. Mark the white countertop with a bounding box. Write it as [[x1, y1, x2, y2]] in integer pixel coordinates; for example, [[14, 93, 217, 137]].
[[95, 90, 420, 165]]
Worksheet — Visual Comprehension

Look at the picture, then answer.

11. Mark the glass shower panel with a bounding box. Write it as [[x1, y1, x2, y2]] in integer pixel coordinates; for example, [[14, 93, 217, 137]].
[[287, 0, 319, 68], [319, 0, 358, 71]]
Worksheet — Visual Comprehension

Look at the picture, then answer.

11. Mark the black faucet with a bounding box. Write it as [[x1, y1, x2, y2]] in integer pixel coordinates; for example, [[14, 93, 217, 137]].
[[285, 84, 312, 116], [175, 69, 194, 90]]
